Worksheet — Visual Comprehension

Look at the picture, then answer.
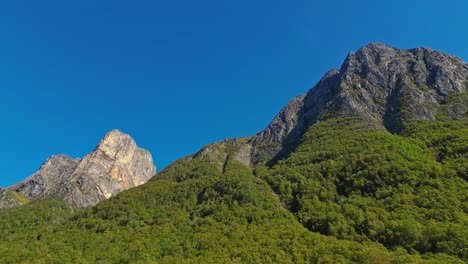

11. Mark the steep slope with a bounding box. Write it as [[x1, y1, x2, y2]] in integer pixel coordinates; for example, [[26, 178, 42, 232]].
[[0, 130, 156, 209], [217, 43, 468, 164], [1, 157, 462, 263], [259, 115, 467, 259], [0, 43, 466, 263], [157, 43, 468, 260]]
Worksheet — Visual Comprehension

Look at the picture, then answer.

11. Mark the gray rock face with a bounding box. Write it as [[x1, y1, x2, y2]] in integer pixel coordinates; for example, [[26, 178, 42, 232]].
[[250, 69, 342, 163], [249, 43, 467, 162], [64, 130, 156, 208], [335, 43, 467, 131], [0, 130, 156, 209], [12, 155, 80, 198], [0, 189, 17, 209], [195, 43, 468, 165], [0, 189, 25, 209], [0, 188, 22, 209]]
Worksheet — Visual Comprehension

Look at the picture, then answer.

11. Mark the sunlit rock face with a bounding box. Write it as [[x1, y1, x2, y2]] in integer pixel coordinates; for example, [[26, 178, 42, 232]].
[[67, 130, 156, 208], [0, 130, 156, 209]]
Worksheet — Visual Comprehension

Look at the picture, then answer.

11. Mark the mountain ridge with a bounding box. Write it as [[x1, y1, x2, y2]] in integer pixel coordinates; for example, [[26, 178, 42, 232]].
[[0, 129, 156, 209], [0, 43, 466, 263], [193, 43, 467, 168]]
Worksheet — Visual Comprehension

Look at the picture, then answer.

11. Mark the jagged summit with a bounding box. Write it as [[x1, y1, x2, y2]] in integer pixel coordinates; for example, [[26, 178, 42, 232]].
[[97, 129, 132, 150], [94, 129, 144, 170], [39, 154, 80, 169], [0, 130, 156, 209], [344, 42, 397, 62], [2, 44, 466, 210], [193, 43, 468, 166]]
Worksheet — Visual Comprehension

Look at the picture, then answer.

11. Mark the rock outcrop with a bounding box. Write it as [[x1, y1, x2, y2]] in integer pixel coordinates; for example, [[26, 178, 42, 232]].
[[0, 188, 24, 209], [0, 130, 156, 209], [1, 43, 466, 209], [248, 43, 468, 163], [193, 43, 468, 166]]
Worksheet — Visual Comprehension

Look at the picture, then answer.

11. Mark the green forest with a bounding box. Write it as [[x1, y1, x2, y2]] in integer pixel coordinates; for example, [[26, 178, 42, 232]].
[[0, 106, 466, 263]]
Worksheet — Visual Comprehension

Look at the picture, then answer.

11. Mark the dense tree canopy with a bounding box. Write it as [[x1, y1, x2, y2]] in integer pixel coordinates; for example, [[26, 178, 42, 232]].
[[0, 105, 466, 263]]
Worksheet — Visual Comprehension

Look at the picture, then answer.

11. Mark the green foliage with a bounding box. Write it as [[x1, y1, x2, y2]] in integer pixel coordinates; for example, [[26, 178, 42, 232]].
[[10, 191, 30, 205], [0, 116, 466, 263], [258, 117, 467, 260], [402, 117, 468, 179], [0, 158, 447, 263]]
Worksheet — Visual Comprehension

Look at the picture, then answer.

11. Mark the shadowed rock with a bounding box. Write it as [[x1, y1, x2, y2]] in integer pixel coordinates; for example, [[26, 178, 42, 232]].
[[192, 43, 468, 166], [247, 43, 467, 163]]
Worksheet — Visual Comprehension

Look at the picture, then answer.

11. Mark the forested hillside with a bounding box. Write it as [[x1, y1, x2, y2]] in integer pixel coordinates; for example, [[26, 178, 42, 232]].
[[0, 44, 466, 263], [0, 111, 466, 263]]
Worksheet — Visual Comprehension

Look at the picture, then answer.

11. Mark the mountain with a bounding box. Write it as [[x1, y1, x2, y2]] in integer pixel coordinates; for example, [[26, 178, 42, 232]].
[[0, 130, 156, 209], [196, 43, 467, 165], [0, 43, 466, 263]]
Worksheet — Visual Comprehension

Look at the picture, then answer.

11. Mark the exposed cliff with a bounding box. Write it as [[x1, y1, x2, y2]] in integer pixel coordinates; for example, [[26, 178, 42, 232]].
[[193, 43, 468, 166], [0, 130, 156, 209]]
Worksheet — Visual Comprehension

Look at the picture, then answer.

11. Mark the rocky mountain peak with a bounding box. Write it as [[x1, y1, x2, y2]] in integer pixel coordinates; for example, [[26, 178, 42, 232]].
[[68, 130, 156, 207], [41, 154, 80, 169], [340, 42, 401, 75], [340, 43, 467, 96], [222, 43, 468, 165], [0, 130, 156, 209], [96, 129, 134, 157]]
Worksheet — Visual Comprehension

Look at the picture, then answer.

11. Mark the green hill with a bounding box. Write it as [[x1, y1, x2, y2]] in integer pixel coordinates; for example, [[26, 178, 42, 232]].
[[0, 43, 467, 263], [0, 113, 466, 263]]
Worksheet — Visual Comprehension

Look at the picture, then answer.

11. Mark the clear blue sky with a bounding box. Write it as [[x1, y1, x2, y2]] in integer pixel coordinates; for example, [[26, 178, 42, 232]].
[[0, 0, 467, 187]]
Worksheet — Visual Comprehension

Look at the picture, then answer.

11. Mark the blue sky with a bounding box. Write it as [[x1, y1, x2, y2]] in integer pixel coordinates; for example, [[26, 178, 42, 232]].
[[0, 0, 467, 187]]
